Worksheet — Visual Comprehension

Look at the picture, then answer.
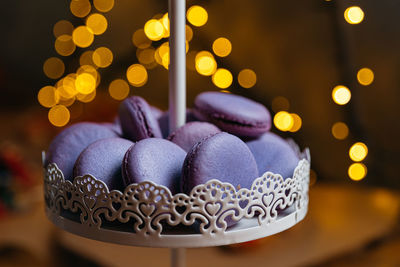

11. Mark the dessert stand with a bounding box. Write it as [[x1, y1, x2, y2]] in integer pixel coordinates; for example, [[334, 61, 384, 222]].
[[42, 1, 310, 266]]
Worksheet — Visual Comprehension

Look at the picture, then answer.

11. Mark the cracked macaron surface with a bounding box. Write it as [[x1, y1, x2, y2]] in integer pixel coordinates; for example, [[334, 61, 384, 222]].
[[193, 92, 271, 138]]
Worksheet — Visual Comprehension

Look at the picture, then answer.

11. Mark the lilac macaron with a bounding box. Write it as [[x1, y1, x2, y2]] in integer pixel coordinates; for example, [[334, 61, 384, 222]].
[[122, 138, 186, 194], [246, 132, 299, 179], [167, 122, 221, 152], [193, 92, 271, 138], [118, 96, 162, 141], [45, 122, 118, 181], [73, 138, 134, 191], [181, 132, 258, 194], [158, 109, 198, 138], [150, 105, 163, 120]]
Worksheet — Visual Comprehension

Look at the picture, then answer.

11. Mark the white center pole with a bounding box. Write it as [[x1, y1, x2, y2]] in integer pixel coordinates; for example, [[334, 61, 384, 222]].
[[168, 0, 186, 134]]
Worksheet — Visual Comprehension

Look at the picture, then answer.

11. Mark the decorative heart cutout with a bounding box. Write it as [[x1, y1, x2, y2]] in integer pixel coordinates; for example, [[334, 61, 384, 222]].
[[175, 205, 186, 215], [262, 193, 274, 207], [205, 202, 221, 216], [84, 196, 96, 209], [140, 203, 155, 217]]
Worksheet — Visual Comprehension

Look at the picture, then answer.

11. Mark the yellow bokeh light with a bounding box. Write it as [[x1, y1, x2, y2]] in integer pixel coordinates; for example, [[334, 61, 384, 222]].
[[43, 57, 65, 79], [161, 13, 170, 38], [212, 37, 232, 57], [70, 0, 91, 18], [195, 53, 217, 76], [38, 86, 59, 108], [274, 111, 294, 132], [109, 79, 130, 100], [132, 29, 152, 49], [92, 47, 113, 68], [162, 52, 170, 69], [58, 96, 76, 107], [48, 105, 70, 127], [79, 50, 96, 66], [53, 20, 74, 38], [77, 65, 100, 86], [348, 163, 367, 181], [332, 85, 351, 105], [212, 68, 233, 89], [75, 73, 96, 94], [126, 64, 148, 87], [137, 48, 155, 65], [187, 5, 208, 27], [238, 69, 257, 88], [289, 113, 302, 132], [349, 142, 368, 162], [271, 96, 290, 112], [357, 68, 374, 86], [72, 26, 94, 48], [144, 19, 164, 41], [55, 35, 76, 56], [56, 76, 77, 99], [331, 122, 349, 140], [77, 90, 96, 103], [155, 42, 170, 66], [86, 13, 108, 35], [186, 25, 193, 42], [344, 6, 364, 24], [93, 0, 114, 12]]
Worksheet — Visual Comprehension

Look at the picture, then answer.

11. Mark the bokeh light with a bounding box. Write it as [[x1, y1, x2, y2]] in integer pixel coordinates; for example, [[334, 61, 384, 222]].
[[93, 0, 114, 13], [55, 35, 76, 56], [79, 50, 96, 66], [344, 6, 364, 24], [161, 13, 170, 38], [53, 20, 74, 38], [289, 113, 302, 132], [186, 25, 193, 42], [132, 29, 152, 49], [212, 68, 233, 89], [161, 52, 170, 69], [144, 19, 164, 41], [187, 5, 208, 27], [38, 86, 59, 108], [43, 57, 65, 79], [77, 65, 100, 86], [70, 0, 91, 18], [271, 96, 290, 112], [195, 51, 217, 76], [357, 68, 374, 86], [72, 26, 94, 48], [92, 47, 113, 68], [75, 73, 96, 94], [212, 37, 232, 57], [48, 105, 70, 127], [56, 76, 77, 99], [137, 48, 155, 65], [109, 79, 130, 100], [332, 122, 349, 140], [126, 64, 148, 87], [86, 13, 108, 35], [77, 90, 96, 103], [348, 163, 367, 181], [238, 69, 257, 88], [332, 85, 351, 105], [58, 97, 76, 107], [349, 142, 368, 162], [274, 111, 294, 131]]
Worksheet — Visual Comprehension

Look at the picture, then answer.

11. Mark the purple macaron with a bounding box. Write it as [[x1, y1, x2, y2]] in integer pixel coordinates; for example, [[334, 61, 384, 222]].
[[45, 122, 118, 181], [73, 138, 134, 191], [150, 105, 164, 120], [246, 132, 299, 179], [158, 109, 198, 138], [118, 96, 162, 141], [181, 132, 258, 194], [122, 138, 186, 194], [168, 122, 221, 152], [193, 92, 271, 138]]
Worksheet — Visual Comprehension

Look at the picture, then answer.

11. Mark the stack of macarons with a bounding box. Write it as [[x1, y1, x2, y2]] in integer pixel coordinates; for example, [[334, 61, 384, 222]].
[[46, 91, 300, 195]]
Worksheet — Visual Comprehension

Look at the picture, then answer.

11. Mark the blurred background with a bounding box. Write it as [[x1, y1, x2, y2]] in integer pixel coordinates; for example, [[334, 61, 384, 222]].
[[0, 0, 399, 266]]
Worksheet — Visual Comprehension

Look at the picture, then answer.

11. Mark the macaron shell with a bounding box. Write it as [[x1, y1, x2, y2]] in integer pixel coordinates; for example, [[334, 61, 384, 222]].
[[158, 109, 198, 138], [168, 122, 221, 152], [118, 96, 162, 141], [182, 132, 258, 194], [150, 105, 163, 120], [74, 137, 134, 191], [193, 92, 271, 138], [46, 122, 118, 181], [246, 132, 299, 179], [123, 138, 187, 194]]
